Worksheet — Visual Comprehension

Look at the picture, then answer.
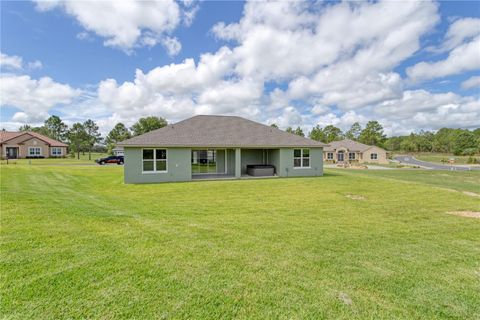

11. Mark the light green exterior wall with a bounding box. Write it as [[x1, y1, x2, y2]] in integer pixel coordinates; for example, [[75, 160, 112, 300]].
[[276, 148, 323, 177], [240, 149, 264, 174], [226, 149, 236, 175], [267, 149, 280, 175], [124, 147, 191, 184], [216, 149, 226, 173], [123, 146, 323, 183]]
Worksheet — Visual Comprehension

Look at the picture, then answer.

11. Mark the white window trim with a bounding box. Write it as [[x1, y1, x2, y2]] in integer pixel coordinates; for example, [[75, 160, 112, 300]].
[[142, 148, 168, 174], [370, 153, 378, 160], [28, 147, 42, 156], [349, 152, 356, 160], [51, 147, 63, 156], [327, 152, 334, 160], [293, 148, 311, 169]]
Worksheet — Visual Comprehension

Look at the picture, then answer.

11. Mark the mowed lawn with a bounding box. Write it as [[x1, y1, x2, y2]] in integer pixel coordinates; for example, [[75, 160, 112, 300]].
[[1, 165, 479, 319], [410, 152, 478, 165]]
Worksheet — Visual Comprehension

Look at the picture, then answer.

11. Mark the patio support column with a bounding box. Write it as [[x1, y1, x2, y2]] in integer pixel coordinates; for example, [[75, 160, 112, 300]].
[[235, 148, 241, 178]]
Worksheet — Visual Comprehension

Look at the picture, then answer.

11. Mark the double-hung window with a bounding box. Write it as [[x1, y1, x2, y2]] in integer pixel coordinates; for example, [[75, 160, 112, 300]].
[[51, 147, 62, 156], [294, 149, 310, 168], [143, 149, 167, 173], [349, 152, 355, 160], [28, 147, 41, 156], [370, 153, 378, 160], [327, 152, 333, 160]]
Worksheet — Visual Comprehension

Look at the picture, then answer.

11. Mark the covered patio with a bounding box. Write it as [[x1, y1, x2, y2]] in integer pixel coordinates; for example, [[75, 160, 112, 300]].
[[191, 148, 280, 179]]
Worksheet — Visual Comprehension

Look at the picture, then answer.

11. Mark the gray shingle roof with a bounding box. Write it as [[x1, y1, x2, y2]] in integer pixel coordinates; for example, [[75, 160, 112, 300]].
[[323, 139, 379, 152], [118, 115, 327, 148]]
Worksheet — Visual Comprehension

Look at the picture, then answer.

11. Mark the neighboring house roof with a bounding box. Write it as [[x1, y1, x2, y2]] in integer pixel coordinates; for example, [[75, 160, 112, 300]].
[[323, 139, 384, 152], [118, 115, 328, 148], [0, 131, 68, 147]]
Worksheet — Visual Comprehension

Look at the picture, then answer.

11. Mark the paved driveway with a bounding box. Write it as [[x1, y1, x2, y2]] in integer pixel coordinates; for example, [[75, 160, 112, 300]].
[[394, 155, 480, 171]]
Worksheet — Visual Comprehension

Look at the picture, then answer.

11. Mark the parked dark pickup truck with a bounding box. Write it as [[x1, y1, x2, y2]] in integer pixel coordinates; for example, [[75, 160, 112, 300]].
[[95, 155, 124, 165]]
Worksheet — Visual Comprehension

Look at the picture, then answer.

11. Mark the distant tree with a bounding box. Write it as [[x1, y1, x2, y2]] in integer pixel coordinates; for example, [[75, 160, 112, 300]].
[[399, 134, 418, 152], [18, 124, 32, 132], [322, 125, 344, 143], [432, 128, 453, 153], [359, 121, 386, 146], [83, 119, 102, 160], [106, 123, 131, 154], [131, 116, 167, 136], [285, 126, 304, 137], [309, 125, 326, 142], [294, 127, 305, 137], [384, 136, 404, 151], [452, 130, 477, 156], [270, 123, 279, 129], [44, 115, 68, 142], [345, 122, 362, 141], [473, 128, 480, 138], [68, 123, 88, 159]]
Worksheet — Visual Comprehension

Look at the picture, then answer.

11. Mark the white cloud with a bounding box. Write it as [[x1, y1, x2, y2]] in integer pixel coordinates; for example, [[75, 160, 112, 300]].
[[461, 76, 480, 90], [213, 1, 438, 82], [407, 36, 480, 82], [34, 0, 190, 53], [440, 17, 480, 52], [1, 52, 23, 70], [161, 37, 182, 56], [1, 52, 43, 71], [374, 90, 480, 132], [0, 75, 80, 122], [27, 60, 43, 70]]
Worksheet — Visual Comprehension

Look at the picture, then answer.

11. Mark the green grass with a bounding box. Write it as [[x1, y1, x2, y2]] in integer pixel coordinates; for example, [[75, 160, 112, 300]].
[[406, 152, 479, 165], [332, 168, 480, 193], [0, 153, 108, 165], [1, 166, 479, 319]]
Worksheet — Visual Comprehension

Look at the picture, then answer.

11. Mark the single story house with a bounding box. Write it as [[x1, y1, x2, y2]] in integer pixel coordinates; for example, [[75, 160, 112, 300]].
[[0, 131, 68, 159], [118, 115, 327, 184], [323, 139, 388, 164], [112, 146, 124, 156]]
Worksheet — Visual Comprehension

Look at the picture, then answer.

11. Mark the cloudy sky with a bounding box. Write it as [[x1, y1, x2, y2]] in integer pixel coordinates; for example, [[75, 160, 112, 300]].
[[1, 0, 479, 136]]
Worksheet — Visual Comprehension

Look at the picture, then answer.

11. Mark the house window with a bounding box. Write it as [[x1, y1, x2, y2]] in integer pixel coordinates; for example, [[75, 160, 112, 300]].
[[28, 147, 41, 156], [51, 147, 62, 156], [327, 152, 333, 160], [142, 149, 167, 173], [349, 152, 355, 160], [370, 153, 378, 160], [294, 149, 310, 168]]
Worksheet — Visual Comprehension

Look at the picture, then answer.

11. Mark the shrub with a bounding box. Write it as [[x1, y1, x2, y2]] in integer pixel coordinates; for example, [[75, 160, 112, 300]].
[[467, 156, 479, 164]]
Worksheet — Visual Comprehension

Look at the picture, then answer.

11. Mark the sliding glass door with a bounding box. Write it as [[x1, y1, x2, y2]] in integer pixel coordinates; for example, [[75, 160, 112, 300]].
[[192, 150, 218, 174]]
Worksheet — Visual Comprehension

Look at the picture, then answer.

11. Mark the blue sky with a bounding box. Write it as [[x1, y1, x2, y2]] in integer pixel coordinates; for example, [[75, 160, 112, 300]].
[[1, 0, 479, 136]]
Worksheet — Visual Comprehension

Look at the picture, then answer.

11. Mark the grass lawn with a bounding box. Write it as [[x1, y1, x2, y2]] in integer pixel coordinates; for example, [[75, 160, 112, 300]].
[[407, 152, 479, 165], [1, 166, 479, 319], [0, 153, 108, 166]]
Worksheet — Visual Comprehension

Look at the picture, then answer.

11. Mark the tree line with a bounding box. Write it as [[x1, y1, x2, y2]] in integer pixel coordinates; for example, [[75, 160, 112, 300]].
[[272, 121, 479, 156], [14, 115, 479, 158], [16, 115, 168, 159]]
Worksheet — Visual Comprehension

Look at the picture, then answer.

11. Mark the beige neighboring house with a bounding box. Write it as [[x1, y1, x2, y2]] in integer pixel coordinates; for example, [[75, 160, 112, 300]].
[[0, 131, 68, 159], [324, 139, 388, 164]]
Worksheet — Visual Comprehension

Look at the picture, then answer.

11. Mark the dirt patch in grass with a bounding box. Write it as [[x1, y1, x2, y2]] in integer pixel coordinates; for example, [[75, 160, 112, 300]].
[[447, 211, 480, 219], [345, 194, 366, 200], [338, 292, 353, 305], [463, 191, 480, 198]]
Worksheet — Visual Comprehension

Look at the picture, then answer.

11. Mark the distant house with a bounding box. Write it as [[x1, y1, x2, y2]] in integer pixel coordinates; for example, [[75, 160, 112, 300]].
[[0, 131, 68, 159], [112, 146, 124, 156], [323, 139, 388, 164], [118, 115, 327, 184]]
